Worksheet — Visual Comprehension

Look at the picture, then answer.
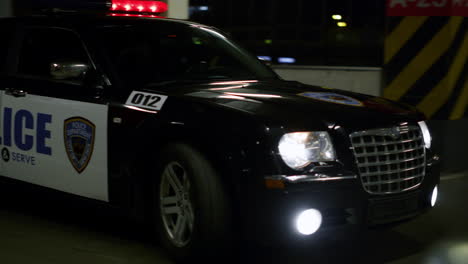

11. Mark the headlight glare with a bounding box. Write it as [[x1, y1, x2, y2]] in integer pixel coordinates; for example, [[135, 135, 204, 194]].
[[431, 185, 438, 207], [296, 209, 322, 235], [418, 121, 432, 149], [278, 132, 336, 170]]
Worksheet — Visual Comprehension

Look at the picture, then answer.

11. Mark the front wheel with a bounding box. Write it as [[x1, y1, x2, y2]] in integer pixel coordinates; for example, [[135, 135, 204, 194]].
[[154, 143, 232, 261], [159, 161, 195, 248]]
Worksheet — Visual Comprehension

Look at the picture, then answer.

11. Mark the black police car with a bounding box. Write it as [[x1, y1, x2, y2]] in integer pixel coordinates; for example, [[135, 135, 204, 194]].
[[0, 0, 439, 260]]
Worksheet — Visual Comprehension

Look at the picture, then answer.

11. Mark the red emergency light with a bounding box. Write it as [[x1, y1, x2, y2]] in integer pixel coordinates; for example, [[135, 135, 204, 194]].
[[110, 0, 168, 13]]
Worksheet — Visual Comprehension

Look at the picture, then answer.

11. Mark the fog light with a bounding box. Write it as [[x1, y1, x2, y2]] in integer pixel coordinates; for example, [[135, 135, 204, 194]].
[[431, 185, 438, 207], [296, 209, 322, 235]]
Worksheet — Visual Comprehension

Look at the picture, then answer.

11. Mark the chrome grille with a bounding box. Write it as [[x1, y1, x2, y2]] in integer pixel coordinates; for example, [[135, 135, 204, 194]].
[[350, 125, 426, 194]]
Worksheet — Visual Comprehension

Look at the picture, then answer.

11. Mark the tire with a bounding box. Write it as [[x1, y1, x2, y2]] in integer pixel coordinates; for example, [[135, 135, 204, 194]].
[[154, 143, 232, 262]]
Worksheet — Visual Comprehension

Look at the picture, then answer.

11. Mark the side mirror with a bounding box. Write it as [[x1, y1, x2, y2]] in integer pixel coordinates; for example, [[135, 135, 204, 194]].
[[50, 61, 90, 80], [259, 59, 273, 68]]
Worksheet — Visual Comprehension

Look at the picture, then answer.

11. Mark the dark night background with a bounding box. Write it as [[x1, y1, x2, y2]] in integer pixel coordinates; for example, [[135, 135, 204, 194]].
[[12, 0, 386, 67], [188, 0, 385, 66]]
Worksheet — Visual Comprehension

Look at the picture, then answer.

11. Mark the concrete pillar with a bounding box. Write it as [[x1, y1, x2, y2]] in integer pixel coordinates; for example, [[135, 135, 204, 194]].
[[167, 0, 189, 20], [0, 0, 12, 17], [384, 1, 468, 173], [384, 1, 468, 120]]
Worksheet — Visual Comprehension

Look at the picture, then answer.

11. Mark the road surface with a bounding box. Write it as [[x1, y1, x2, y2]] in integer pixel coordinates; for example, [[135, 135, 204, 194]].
[[0, 171, 467, 264]]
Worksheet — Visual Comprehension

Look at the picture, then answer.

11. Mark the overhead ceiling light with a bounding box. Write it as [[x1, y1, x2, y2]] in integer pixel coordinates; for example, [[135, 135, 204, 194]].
[[337, 22, 347, 27], [332, 14, 342, 20], [278, 57, 296, 64]]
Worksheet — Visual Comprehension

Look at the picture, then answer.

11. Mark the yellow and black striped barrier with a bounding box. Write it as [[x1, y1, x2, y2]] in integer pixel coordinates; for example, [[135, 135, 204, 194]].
[[384, 12, 468, 119]]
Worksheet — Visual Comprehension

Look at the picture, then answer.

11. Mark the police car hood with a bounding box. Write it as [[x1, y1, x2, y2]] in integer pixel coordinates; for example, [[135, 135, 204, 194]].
[[178, 80, 423, 129]]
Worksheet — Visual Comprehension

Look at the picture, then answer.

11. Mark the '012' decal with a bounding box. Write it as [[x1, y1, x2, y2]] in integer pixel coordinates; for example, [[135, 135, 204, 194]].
[[125, 91, 168, 111]]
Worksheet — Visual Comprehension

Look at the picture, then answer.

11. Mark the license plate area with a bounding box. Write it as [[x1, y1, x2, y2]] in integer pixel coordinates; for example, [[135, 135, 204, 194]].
[[367, 191, 421, 225]]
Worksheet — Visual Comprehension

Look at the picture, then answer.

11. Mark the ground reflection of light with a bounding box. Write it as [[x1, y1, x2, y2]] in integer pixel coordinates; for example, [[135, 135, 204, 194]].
[[448, 244, 468, 264], [426, 241, 468, 264]]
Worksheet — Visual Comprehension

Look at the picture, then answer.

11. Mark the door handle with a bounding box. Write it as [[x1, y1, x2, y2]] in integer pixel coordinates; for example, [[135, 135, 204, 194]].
[[5, 88, 27, 97]]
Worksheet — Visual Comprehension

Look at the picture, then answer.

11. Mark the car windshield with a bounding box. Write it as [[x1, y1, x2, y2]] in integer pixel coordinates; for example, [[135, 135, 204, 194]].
[[97, 21, 278, 88]]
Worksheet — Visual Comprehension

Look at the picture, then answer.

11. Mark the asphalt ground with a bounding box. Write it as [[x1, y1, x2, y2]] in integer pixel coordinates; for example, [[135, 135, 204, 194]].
[[0, 171, 467, 264]]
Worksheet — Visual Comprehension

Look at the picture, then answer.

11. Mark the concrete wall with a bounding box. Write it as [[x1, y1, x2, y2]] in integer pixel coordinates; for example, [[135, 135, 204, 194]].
[[273, 65, 383, 96], [167, 0, 189, 19], [0, 0, 12, 17]]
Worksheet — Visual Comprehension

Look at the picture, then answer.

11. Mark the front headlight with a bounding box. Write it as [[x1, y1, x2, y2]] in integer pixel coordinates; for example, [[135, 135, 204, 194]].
[[278, 132, 336, 170], [418, 121, 432, 149]]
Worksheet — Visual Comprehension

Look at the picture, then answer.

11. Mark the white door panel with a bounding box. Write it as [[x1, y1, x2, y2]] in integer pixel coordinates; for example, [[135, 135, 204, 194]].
[[0, 92, 109, 201]]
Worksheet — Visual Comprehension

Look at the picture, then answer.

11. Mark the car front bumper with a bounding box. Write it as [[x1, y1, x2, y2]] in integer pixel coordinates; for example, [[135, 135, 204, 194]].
[[240, 157, 440, 245]]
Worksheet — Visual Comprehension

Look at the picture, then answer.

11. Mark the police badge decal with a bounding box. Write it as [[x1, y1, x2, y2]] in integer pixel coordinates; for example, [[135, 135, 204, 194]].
[[64, 117, 96, 173]]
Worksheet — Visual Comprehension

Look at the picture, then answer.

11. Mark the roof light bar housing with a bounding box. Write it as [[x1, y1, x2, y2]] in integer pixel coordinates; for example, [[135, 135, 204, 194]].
[[32, 0, 168, 15], [110, 0, 168, 14]]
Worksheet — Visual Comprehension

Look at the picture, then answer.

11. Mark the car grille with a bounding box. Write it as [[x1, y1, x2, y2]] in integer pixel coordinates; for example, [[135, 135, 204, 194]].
[[349, 125, 426, 194]]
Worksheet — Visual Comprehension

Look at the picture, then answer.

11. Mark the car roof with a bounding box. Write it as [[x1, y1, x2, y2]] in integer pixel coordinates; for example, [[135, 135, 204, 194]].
[[0, 13, 209, 31]]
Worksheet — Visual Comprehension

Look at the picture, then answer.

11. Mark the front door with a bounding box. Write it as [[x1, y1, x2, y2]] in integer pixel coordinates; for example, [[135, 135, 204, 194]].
[[0, 27, 109, 202]]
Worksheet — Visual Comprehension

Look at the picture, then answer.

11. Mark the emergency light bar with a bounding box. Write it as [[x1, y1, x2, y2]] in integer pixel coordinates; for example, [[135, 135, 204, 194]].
[[111, 0, 168, 13], [33, 0, 168, 14]]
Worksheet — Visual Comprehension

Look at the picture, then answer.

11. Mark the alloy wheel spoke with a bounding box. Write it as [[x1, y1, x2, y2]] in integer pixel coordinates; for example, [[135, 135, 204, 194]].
[[165, 165, 184, 193], [173, 214, 187, 242], [161, 196, 178, 206], [162, 205, 181, 215]]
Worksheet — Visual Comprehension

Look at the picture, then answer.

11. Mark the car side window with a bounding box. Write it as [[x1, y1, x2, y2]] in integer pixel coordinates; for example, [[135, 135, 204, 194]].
[[17, 28, 90, 82], [100, 24, 272, 88]]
